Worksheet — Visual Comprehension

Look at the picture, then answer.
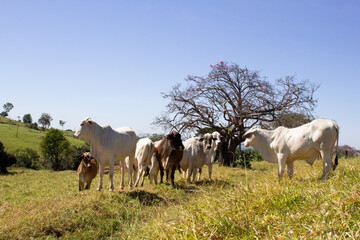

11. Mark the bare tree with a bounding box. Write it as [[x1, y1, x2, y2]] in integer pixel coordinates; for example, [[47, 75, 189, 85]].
[[153, 61, 319, 166]]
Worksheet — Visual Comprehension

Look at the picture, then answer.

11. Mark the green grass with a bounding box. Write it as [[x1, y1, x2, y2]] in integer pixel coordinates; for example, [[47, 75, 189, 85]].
[[0, 116, 86, 154], [1, 157, 360, 239]]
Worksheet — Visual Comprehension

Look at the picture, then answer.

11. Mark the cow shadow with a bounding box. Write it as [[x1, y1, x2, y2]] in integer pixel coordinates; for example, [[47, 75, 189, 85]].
[[125, 190, 165, 206]]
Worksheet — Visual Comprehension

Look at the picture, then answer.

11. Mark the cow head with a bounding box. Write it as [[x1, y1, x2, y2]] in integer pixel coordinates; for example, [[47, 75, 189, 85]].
[[211, 131, 223, 150], [74, 118, 93, 140], [201, 133, 213, 150], [243, 127, 258, 147], [80, 152, 94, 169], [166, 130, 184, 151]]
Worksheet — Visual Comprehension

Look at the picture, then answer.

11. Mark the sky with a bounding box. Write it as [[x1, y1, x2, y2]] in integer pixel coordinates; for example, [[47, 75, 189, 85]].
[[1, 1, 359, 148]]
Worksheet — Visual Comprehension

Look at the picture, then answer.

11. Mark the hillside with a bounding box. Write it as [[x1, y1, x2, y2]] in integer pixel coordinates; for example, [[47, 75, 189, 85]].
[[0, 116, 86, 154], [1, 157, 360, 239]]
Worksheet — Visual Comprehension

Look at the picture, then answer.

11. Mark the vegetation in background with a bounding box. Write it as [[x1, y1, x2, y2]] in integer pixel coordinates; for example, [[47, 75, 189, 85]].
[[0, 102, 14, 117], [14, 148, 42, 170], [38, 113, 53, 129], [22, 113, 32, 124], [40, 129, 71, 171]]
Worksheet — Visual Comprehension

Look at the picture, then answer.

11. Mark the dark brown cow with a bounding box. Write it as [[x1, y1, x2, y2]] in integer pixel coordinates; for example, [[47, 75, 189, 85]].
[[149, 130, 184, 185], [77, 152, 98, 191]]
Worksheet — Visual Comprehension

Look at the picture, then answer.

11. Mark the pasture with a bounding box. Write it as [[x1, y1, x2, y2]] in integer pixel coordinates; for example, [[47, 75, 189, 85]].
[[0, 118, 85, 153], [1, 157, 360, 239]]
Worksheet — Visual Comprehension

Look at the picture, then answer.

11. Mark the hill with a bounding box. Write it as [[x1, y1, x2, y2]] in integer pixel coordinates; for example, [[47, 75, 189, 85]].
[[0, 116, 86, 154], [1, 157, 360, 239]]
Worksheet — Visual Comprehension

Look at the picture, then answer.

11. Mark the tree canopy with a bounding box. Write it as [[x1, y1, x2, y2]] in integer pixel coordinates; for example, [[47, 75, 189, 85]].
[[38, 113, 53, 129], [40, 129, 71, 171], [0, 102, 14, 117]]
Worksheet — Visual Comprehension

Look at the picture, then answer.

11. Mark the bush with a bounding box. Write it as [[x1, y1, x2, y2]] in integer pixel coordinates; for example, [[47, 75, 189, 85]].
[[0, 141, 16, 173], [233, 149, 263, 169], [27, 122, 39, 130], [40, 129, 71, 171], [15, 148, 42, 170], [63, 145, 90, 170]]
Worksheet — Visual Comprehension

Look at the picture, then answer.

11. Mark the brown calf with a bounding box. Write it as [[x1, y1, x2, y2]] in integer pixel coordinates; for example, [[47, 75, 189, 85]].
[[77, 152, 98, 191]]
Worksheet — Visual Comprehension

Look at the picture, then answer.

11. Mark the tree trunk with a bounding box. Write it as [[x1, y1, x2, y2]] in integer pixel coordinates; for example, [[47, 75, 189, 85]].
[[219, 135, 241, 167]]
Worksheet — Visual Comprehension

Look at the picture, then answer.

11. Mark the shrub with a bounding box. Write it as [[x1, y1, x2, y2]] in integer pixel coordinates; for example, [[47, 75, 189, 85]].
[[15, 148, 42, 170], [27, 122, 39, 130], [40, 129, 71, 171], [63, 145, 90, 170], [233, 149, 263, 169]]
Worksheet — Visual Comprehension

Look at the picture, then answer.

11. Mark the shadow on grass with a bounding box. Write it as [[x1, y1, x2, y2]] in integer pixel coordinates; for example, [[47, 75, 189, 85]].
[[0, 171, 17, 175], [125, 190, 165, 206]]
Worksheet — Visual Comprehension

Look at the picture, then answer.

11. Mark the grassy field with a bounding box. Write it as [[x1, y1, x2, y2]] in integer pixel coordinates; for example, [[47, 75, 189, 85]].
[[0, 117, 86, 154], [1, 157, 360, 239]]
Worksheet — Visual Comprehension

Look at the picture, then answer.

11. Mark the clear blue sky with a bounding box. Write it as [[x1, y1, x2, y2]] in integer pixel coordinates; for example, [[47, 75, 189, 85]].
[[1, 1, 359, 148]]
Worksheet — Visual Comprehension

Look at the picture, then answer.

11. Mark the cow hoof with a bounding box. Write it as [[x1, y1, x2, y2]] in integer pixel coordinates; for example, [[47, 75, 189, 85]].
[[109, 188, 114, 192], [97, 188, 102, 191]]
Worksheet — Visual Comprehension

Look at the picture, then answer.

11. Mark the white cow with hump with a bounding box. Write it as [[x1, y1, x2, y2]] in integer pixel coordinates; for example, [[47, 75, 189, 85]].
[[243, 119, 339, 181], [74, 118, 137, 191]]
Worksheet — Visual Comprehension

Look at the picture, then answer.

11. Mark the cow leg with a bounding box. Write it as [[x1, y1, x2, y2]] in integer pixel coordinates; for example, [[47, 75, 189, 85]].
[[170, 167, 176, 186], [192, 168, 197, 182], [97, 163, 105, 191], [208, 164, 213, 181], [120, 159, 125, 190], [197, 168, 202, 181], [182, 169, 186, 179], [134, 165, 143, 187], [160, 168, 164, 184], [86, 179, 92, 190], [320, 150, 332, 179], [287, 161, 294, 180], [108, 158, 115, 191], [277, 153, 287, 182], [79, 180, 84, 191], [140, 167, 147, 187], [149, 156, 158, 185], [127, 156, 134, 189], [187, 163, 194, 183]]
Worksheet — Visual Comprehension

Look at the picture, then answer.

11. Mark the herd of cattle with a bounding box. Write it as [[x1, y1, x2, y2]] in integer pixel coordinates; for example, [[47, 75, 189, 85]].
[[74, 118, 339, 191]]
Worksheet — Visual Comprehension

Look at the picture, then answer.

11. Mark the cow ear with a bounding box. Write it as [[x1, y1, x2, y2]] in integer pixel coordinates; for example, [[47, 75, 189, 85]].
[[199, 137, 204, 142], [88, 120, 93, 124]]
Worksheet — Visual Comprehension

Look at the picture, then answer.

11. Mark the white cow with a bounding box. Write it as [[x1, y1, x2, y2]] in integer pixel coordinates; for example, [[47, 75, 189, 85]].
[[133, 138, 155, 187], [179, 135, 213, 183], [243, 119, 339, 181], [192, 132, 223, 181], [74, 118, 137, 191]]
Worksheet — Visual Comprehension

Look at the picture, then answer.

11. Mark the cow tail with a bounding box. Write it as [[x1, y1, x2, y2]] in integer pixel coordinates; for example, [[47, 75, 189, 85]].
[[333, 123, 339, 171]]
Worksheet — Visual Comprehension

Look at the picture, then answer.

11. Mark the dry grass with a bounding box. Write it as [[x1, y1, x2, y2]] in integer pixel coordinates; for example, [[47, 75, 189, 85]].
[[1, 157, 360, 239]]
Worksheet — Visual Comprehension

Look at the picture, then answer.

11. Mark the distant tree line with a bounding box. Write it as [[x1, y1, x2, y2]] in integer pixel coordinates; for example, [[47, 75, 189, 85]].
[[1, 102, 67, 131]]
